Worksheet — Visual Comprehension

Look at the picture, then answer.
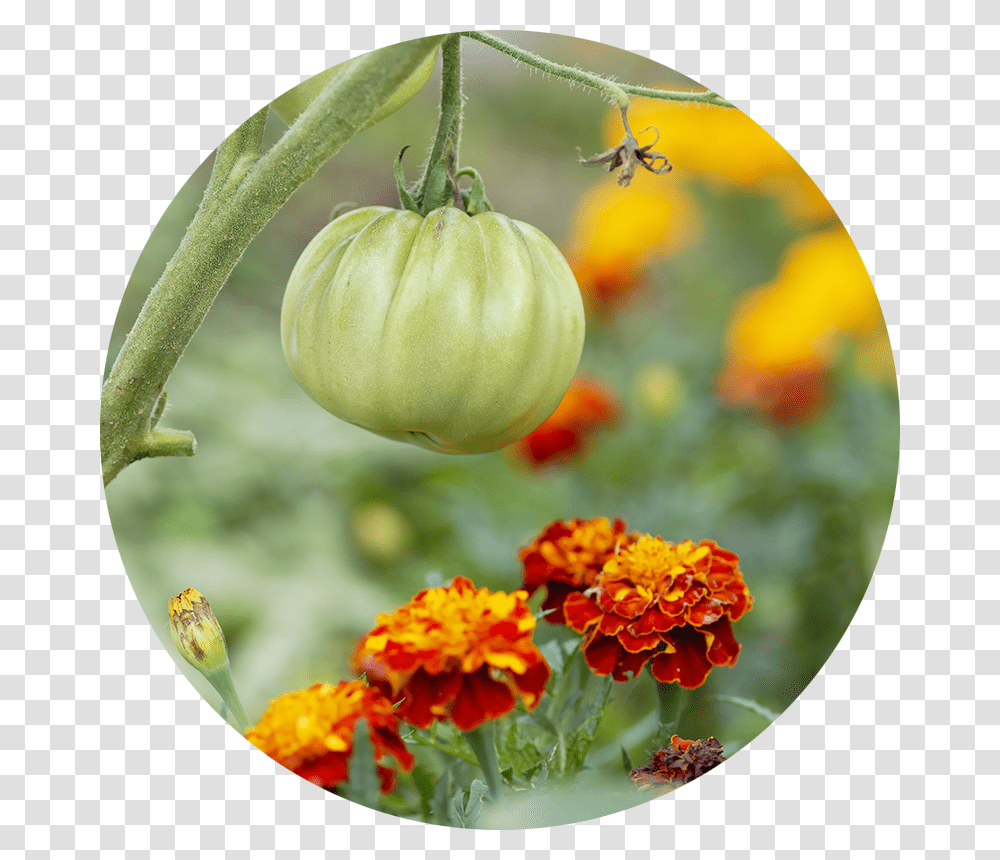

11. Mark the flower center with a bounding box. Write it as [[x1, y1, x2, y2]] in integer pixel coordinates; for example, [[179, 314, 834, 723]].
[[602, 535, 711, 595]]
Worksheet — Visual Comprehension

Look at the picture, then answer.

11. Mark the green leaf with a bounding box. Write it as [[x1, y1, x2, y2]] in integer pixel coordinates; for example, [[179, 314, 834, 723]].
[[340, 719, 381, 811], [620, 745, 634, 774], [411, 764, 436, 819], [711, 695, 780, 724], [537, 638, 565, 677], [448, 779, 488, 828]]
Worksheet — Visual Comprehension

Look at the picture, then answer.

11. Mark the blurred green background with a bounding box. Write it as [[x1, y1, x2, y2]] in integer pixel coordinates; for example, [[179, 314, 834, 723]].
[[105, 33, 899, 788]]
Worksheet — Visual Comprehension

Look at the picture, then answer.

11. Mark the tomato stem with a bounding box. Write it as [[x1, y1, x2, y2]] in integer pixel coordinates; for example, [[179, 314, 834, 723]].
[[408, 34, 466, 215], [462, 31, 735, 109]]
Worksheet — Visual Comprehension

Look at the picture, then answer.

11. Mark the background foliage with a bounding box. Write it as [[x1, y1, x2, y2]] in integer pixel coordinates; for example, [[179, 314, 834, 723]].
[[104, 34, 899, 826]]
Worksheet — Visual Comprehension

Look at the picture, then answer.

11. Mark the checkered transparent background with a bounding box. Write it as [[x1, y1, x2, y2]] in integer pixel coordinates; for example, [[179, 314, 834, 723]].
[[2, 0, 996, 855]]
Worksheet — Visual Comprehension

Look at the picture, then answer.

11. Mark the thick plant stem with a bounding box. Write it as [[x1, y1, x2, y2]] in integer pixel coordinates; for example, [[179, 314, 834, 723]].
[[100, 36, 444, 486], [655, 681, 691, 746], [463, 31, 735, 109], [412, 33, 464, 214], [464, 722, 504, 800]]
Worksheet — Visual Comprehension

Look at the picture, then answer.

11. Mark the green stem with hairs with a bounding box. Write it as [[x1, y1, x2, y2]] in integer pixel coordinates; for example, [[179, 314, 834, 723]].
[[655, 681, 691, 747], [405, 34, 465, 215], [462, 31, 735, 109]]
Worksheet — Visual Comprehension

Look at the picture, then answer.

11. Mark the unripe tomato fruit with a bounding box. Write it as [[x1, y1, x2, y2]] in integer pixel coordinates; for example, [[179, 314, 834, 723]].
[[270, 37, 441, 128], [281, 206, 586, 454]]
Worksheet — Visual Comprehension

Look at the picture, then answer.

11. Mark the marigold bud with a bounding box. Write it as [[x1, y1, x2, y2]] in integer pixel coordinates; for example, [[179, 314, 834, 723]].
[[168, 588, 230, 676]]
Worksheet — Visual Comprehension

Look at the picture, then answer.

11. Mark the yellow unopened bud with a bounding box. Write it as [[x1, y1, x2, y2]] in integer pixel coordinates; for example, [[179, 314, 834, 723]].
[[168, 588, 230, 676]]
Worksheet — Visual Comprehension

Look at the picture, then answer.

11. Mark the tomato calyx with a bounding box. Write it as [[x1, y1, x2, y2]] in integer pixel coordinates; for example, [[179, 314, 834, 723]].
[[578, 106, 672, 187], [395, 145, 494, 218]]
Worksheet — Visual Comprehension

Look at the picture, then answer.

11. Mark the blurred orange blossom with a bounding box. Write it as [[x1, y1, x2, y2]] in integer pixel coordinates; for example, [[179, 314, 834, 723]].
[[512, 376, 620, 467]]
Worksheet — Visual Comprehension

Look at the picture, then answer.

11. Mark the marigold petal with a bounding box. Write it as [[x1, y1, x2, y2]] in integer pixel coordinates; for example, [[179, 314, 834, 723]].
[[581, 633, 623, 677], [563, 591, 603, 632], [686, 599, 725, 627], [629, 603, 682, 636], [513, 659, 552, 710], [613, 648, 654, 682], [610, 590, 653, 619], [650, 631, 714, 689], [484, 649, 529, 674], [704, 617, 742, 667], [396, 668, 461, 729], [616, 627, 663, 654], [597, 611, 628, 636], [450, 667, 518, 732]]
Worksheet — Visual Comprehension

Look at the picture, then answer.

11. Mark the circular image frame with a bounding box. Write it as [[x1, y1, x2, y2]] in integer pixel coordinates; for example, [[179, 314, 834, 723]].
[[101, 31, 900, 830]]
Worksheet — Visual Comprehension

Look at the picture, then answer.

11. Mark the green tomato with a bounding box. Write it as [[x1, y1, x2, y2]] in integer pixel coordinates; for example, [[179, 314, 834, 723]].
[[271, 36, 441, 128], [281, 206, 586, 454]]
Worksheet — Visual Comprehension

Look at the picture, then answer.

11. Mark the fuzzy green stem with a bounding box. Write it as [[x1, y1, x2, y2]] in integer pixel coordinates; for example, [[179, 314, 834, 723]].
[[100, 36, 445, 486], [462, 31, 735, 109], [411, 33, 464, 214], [463, 722, 504, 800], [655, 681, 690, 746]]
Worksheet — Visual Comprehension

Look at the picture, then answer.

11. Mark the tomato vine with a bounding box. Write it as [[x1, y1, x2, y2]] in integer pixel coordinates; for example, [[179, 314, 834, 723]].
[[101, 32, 737, 485]]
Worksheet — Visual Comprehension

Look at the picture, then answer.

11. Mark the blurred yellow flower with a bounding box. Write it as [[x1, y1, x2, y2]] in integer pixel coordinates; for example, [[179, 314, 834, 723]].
[[718, 226, 893, 423], [727, 227, 885, 372], [562, 176, 702, 310]]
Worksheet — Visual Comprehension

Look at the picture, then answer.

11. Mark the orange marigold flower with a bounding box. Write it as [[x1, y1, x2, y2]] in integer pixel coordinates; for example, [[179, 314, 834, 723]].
[[352, 577, 551, 732], [519, 517, 639, 626], [513, 376, 619, 467], [245, 680, 414, 793], [563, 536, 752, 688], [630, 735, 725, 792]]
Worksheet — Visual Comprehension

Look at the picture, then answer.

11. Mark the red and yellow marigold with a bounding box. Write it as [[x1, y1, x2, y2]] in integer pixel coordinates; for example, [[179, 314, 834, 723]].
[[245, 680, 414, 793], [352, 577, 551, 732], [519, 517, 639, 626], [563, 535, 753, 688]]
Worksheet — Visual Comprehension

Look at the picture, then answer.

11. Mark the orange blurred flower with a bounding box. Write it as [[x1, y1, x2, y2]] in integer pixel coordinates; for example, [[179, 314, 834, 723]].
[[562, 176, 702, 309], [630, 735, 725, 792], [245, 680, 414, 793], [603, 95, 839, 227], [563, 536, 753, 688], [519, 517, 639, 626], [513, 376, 619, 467], [718, 226, 891, 423], [352, 577, 551, 732]]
